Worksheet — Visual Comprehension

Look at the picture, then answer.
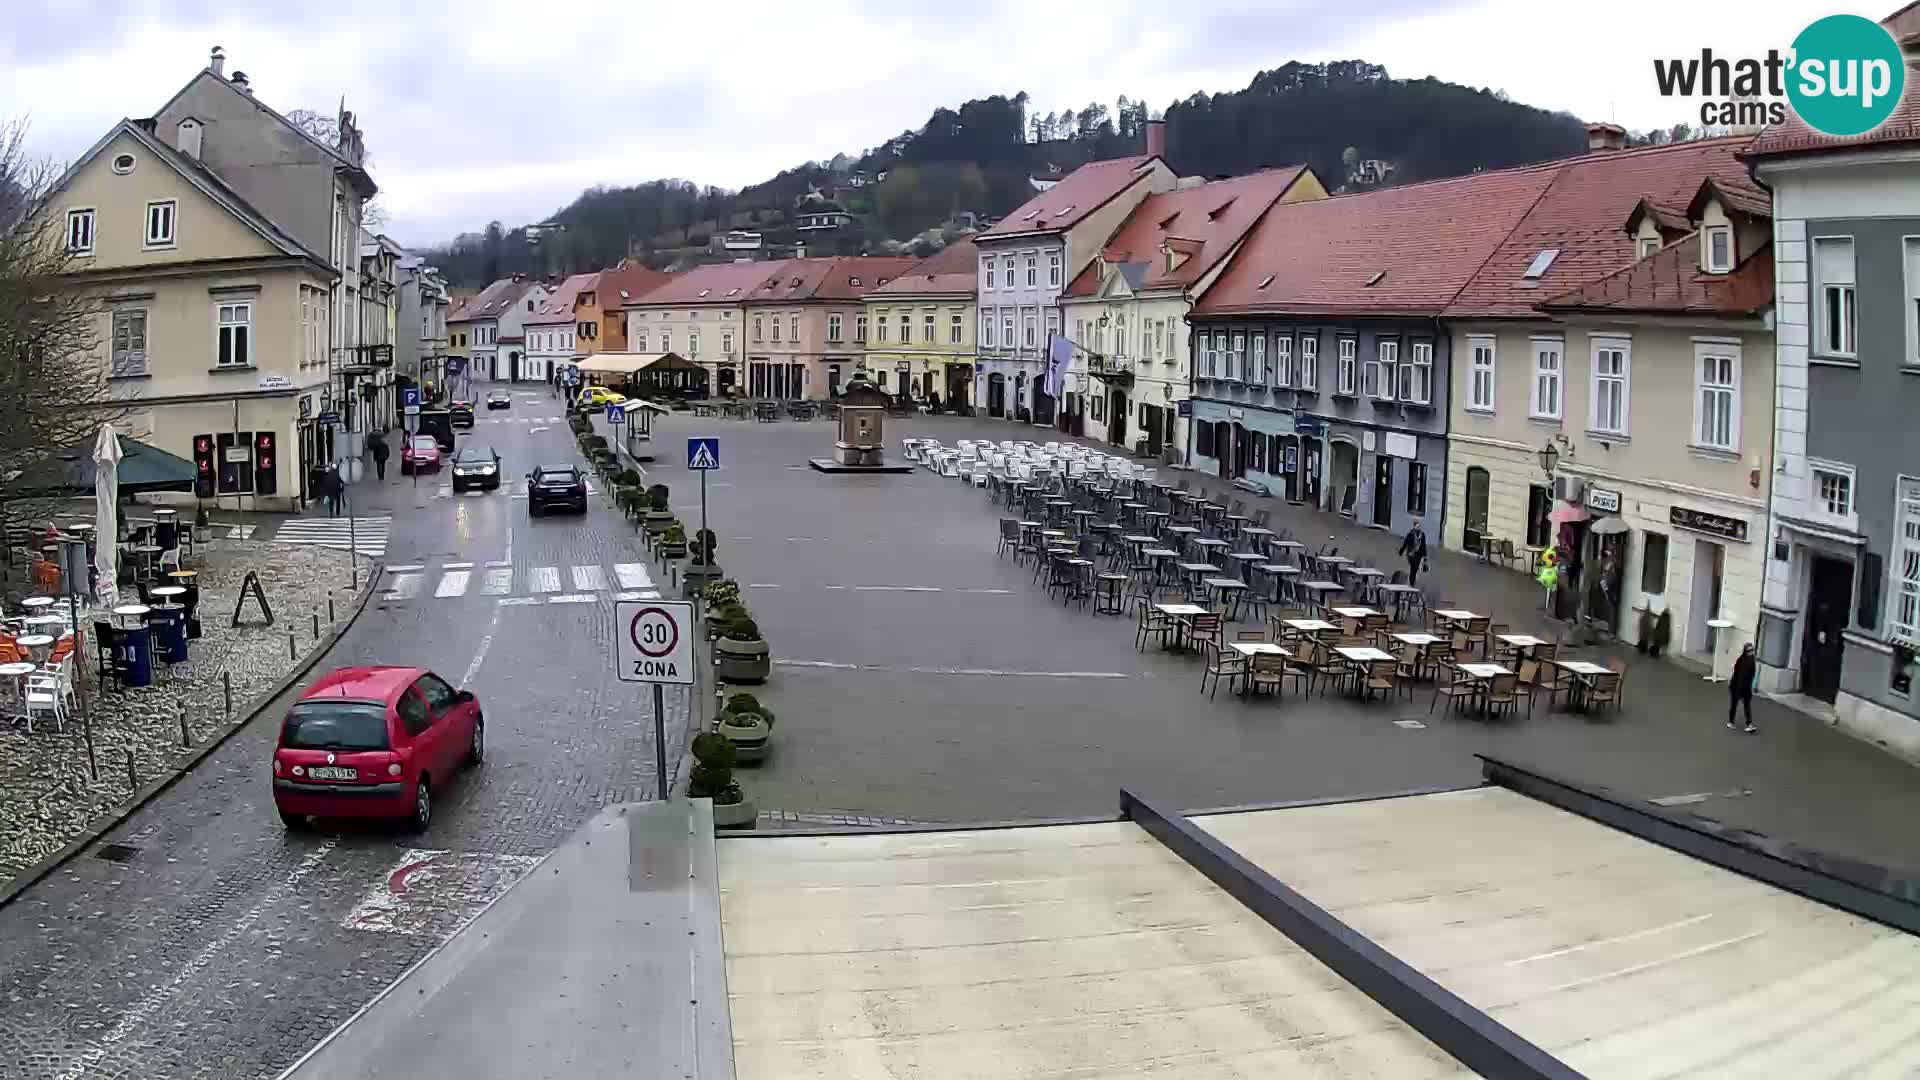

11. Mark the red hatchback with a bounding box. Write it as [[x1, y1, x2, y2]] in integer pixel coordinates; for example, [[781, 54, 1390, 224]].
[[272, 666, 484, 831]]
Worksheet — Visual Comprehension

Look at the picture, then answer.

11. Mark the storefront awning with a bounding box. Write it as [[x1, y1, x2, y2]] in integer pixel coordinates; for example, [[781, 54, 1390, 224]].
[[575, 351, 695, 376]]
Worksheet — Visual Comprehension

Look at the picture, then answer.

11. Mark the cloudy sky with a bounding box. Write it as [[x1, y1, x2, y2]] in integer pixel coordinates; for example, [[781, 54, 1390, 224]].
[[9, 0, 1819, 248]]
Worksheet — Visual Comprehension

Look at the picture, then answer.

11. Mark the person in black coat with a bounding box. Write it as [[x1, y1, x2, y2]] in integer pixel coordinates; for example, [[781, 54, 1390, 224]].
[[1399, 522, 1429, 588], [368, 432, 389, 482], [1728, 642, 1758, 732]]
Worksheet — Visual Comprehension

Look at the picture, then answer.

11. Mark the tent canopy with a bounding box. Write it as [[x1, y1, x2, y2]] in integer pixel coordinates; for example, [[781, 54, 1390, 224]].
[[7, 435, 197, 496], [617, 398, 671, 416], [576, 351, 696, 376]]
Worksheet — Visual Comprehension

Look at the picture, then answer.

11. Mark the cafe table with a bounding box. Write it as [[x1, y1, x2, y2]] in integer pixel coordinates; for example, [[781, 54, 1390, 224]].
[[1496, 634, 1548, 661], [1553, 659, 1613, 709], [1296, 581, 1345, 608], [150, 585, 187, 602], [1431, 609, 1480, 623], [1456, 661, 1513, 714], [1331, 606, 1379, 621], [0, 661, 37, 724], [1228, 641, 1291, 696], [1176, 562, 1223, 595], [15, 633, 54, 664], [1226, 551, 1265, 583], [111, 603, 151, 629], [1152, 602, 1210, 652], [1375, 582, 1421, 619], [1280, 618, 1338, 639], [1392, 632, 1442, 648], [19, 596, 56, 613], [1202, 578, 1249, 618]]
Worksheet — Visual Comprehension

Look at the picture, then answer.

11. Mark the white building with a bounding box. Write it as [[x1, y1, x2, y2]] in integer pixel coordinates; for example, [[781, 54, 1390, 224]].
[[523, 272, 598, 385]]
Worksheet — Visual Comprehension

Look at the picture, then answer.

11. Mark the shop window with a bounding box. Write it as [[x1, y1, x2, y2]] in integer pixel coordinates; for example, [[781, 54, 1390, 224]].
[[1406, 462, 1427, 516], [1526, 484, 1553, 547], [1196, 422, 1215, 458], [1641, 532, 1669, 596]]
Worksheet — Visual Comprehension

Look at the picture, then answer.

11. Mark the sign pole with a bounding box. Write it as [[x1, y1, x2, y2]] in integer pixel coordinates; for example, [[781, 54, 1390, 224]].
[[699, 469, 709, 570], [652, 682, 668, 801]]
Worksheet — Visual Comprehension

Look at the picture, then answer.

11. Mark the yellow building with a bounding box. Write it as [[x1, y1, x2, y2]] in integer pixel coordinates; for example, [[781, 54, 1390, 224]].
[[863, 240, 978, 406]]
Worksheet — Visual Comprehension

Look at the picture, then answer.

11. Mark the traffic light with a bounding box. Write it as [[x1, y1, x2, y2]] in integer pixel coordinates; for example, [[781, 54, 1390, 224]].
[[253, 431, 277, 496], [193, 434, 215, 498]]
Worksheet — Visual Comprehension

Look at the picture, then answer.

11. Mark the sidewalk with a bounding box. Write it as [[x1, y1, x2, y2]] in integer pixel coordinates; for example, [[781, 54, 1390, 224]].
[[959, 418, 1920, 873]]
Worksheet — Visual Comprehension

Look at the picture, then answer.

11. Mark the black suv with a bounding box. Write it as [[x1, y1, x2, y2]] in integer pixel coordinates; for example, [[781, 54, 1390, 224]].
[[526, 465, 587, 516], [451, 445, 503, 493], [449, 400, 475, 428], [486, 390, 512, 410]]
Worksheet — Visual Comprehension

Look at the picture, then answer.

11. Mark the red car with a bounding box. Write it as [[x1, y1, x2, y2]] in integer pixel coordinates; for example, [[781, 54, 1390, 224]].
[[400, 434, 443, 474], [272, 666, 484, 831]]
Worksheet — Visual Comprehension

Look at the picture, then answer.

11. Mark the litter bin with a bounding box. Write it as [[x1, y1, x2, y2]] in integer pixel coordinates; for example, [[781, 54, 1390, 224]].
[[123, 624, 154, 687], [151, 604, 189, 663]]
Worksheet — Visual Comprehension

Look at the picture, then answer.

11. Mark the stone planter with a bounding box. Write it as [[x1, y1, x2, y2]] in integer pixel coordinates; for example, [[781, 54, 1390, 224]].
[[711, 796, 758, 829], [643, 510, 674, 535], [683, 563, 723, 597], [658, 540, 687, 560], [718, 710, 772, 764], [715, 635, 770, 684]]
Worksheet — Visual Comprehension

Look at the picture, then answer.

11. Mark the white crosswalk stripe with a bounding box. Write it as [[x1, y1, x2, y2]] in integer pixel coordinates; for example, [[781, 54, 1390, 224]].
[[382, 572, 423, 600], [571, 565, 606, 591], [613, 563, 652, 590], [435, 570, 470, 598], [371, 560, 674, 605], [481, 568, 512, 595], [530, 566, 561, 593], [275, 516, 391, 557]]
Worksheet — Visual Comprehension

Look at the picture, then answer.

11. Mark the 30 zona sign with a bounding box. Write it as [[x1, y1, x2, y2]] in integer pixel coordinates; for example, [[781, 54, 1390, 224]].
[[615, 599, 694, 684]]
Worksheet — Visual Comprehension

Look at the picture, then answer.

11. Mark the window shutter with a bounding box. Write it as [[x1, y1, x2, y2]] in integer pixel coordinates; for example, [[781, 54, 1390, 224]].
[[1858, 550, 1883, 631]]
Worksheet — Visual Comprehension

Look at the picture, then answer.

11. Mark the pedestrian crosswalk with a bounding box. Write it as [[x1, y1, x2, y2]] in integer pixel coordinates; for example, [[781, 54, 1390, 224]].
[[434, 479, 600, 500], [273, 516, 392, 557], [377, 559, 661, 604], [477, 415, 565, 425]]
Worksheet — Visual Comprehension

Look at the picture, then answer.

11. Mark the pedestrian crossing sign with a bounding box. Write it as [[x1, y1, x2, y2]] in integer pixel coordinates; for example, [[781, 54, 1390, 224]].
[[687, 437, 720, 470]]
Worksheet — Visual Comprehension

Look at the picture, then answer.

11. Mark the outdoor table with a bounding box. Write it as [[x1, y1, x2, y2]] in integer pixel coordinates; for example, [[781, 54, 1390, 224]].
[[1393, 632, 1442, 648], [1296, 581, 1345, 610], [152, 508, 178, 522], [1228, 641, 1291, 697], [111, 603, 151, 629], [15, 634, 53, 664], [19, 596, 55, 613], [150, 585, 187, 602], [129, 544, 162, 580], [22, 614, 66, 632], [1202, 578, 1249, 617], [1093, 572, 1129, 615], [1458, 662, 1511, 679], [1554, 659, 1613, 710], [0, 661, 36, 725], [1153, 602, 1209, 652], [1254, 563, 1300, 603], [1334, 645, 1394, 694], [1432, 609, 1480, 623], [1331, 606, 1379, 620], [1496, 634, 1548, 661], [1177, 562, 1222, 595], [1226, 552, 1265, 584], [1281, 618, 1338, 639], [1041, 529, 1068, 541], [1193, 537, 1228, 550], [150, 603, 189, 663], [1318, 555, 1354, 568], [1375, 582, 1421, 620]]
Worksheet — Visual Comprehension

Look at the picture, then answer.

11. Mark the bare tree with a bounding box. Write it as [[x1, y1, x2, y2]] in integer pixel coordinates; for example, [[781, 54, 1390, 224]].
[[0, 118, 123, 499]]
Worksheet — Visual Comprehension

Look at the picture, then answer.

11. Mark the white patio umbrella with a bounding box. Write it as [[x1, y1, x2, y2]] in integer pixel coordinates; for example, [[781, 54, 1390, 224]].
[[92, 423, 122, 607]]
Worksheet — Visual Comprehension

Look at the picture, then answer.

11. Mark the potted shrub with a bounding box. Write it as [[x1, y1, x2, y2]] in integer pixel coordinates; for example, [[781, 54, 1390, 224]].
[[715, 613, 770, 684], [193, 504, 213, 544], [707, 600, 747, 641], [704, 579, 742, 610], [718, 691, 775, 764], [683, 529, 722, 595], [614, 477, 644, 520], [658, 521, 688, 559], [687, 731, 756, 829], [643, 484, 674, 534]]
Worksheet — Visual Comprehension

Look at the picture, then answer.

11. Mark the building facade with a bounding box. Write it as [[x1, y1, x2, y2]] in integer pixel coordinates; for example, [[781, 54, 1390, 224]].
[[972, 132, 1175, 425], [742, 257, 916, 400], [447, 275, 548, 385], [863, 241, 978, 406], [395, 255, 449, 402], [1058, 167, 1326, 459], [524, 273, 597, 384], [1748, 71, 1920, 756], [620, 261, 778, 396], [354, 230, 402, 432]]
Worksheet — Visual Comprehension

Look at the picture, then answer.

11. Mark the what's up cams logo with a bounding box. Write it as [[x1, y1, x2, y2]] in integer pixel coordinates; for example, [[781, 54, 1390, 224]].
[[1654, 14, 1907, 136]]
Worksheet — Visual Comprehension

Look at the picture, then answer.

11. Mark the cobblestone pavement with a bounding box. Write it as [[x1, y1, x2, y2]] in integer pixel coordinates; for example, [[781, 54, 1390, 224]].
[[0, 383, 695, 1080], [0, 543, 360, 887]]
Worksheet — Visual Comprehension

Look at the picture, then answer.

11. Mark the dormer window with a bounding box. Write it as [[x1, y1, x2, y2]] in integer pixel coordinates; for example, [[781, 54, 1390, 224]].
[[1257, 274, 1275, 289], [849, 276, 861, 286], [1704, 226, 1734, 274], [697, 288, 710, 298], [1206, 199, 1234, 221], [1054, 205, 1074, 217], [1522, 249, 1560, 281], [1639, 237, 1661, 259]]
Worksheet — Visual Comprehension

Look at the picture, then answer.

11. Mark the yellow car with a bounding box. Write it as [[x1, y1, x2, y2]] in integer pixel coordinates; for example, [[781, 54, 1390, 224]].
[[577, 386, 627, 412]]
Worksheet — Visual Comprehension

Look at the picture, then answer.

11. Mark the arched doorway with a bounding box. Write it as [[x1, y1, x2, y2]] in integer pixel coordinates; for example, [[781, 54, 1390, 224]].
[[1330, 439, 1360, 517], [987, 373, 1007, 418], [1464, 466, 1491, 551], [508, 350, 522, 382]]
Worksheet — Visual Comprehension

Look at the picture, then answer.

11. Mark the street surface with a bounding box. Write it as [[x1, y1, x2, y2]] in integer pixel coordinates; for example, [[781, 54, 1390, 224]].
[[0, 384, 692, 1080]]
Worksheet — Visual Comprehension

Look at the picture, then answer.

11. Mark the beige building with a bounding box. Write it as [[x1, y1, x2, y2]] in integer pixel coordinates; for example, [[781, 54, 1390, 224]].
[[741, 256, 916, 400], [862, 241, 978, 406], [620, 261, 776, 396]]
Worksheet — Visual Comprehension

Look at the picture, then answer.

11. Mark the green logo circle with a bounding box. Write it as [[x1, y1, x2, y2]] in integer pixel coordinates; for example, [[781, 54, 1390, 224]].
[[1787, 14, 1907, 137]]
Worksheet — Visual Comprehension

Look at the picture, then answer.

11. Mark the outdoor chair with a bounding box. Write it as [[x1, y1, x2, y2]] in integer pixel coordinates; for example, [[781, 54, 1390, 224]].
[[1420, 643, 1456, 681], [1429, 665, 1479, 716], [1252, 508, 1271, 528], [1484, 674, 1521, 720], [1358, 659, 1398, 703], [22, 671, 67, 732], [1305, 643, 1350, 697], [1586, 666, 1625, 712], [1199, 639, 1247, 700], [1513, 660, 1544, 717], [1534, 660, 1573, 708], [1485, 622, 1511, 659], [1187, 612, 1225, 653], [1531, 641, 1558, 663], [1392, 643, 1421, 688], [1134, 598, 1173, 652], [996, 518, 1020, 560], [1246, 652, 1291, 699], [91, 621, 123, 691]]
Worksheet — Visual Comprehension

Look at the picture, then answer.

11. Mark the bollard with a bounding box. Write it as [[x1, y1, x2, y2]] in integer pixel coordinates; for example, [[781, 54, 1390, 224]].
[[126, 749, 138, 792], [223, 670, 233, 718], [289, 632, 297, 661], [328, 595, 336, 623], [312, 611, 320, 640], [179, 709, 192, 748]]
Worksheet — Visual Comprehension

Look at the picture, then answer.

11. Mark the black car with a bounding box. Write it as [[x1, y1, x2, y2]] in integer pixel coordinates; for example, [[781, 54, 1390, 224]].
[[526, 464, 588, 516], [450, 445, 503, 492], [449, 401, 475, 428], [486, 390, 512, 410]]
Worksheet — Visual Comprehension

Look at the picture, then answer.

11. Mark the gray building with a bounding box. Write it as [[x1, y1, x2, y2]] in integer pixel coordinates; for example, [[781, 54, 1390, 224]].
[[397, 256, 450, 403], [1749, 81, 1920, 760], [1186, 166, 1562, 540]]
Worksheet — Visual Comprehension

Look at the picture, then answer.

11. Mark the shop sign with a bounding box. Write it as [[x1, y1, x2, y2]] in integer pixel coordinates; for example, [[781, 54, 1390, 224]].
[[1293, 417, 1326, 437], [1671, 506, 1749, 543], [1176, 400, 1192, 417], [1586, 486, 1622, 514], [1228, 408, 1244, 420], [257, 373, 292, 391], [1382, 432, 1418, 460]]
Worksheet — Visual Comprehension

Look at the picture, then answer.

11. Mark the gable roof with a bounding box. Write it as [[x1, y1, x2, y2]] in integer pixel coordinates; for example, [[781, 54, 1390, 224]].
[[867, 241, 980, 298], [1744, 63, 1920, 159], [1537, 233, 1774, 318], [598, 261, 672, 308], [1063, 167, 1311, 299], [621, 259, 789, 308], [1194, 165, 1561, 318], [40, 119, 330, 268], [150, 68, 376, 196], [978, 155, 1161, 240], [449, 277, 538, 324], [525, 273, 600, 326], [742, 256, 918, 304], [1444, 136, 1763, 317]]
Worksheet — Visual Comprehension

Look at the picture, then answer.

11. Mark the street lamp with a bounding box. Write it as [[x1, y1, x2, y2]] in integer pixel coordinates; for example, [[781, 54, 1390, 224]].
[[1537, 441, 1559, 476]]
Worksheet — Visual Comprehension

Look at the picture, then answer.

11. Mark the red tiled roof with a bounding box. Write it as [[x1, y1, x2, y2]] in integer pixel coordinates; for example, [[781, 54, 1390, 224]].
[[741, 256, 918, 304], [1444, 136, 1763, 318], [1745, 62, 1920, 158], [1538, 233, 1774, 317], [1063, 167, 1311, 299], [621, 260, 792, 307], [448, 277, 537, 323], [868, 241, 979, 297], [978, 155, 1160, 240], [525, 273, 600, 325], [599, 262, 672, 308], [1193, 166, 1561, 318]]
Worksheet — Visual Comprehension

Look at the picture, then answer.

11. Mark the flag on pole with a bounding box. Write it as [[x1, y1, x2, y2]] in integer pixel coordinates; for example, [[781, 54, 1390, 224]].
[[1045, 332, 1072, 398]]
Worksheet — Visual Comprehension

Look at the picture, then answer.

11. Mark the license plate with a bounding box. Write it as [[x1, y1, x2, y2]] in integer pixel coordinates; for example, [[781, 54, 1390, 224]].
[[307, 766, 357, 780]]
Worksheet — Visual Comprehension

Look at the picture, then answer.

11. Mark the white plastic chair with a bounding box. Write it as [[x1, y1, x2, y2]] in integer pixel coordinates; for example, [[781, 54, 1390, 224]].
[[23, 673, 66, 732]]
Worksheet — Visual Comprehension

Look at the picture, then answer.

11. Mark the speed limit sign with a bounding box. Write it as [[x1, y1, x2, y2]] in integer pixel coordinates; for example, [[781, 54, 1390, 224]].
[[615, 600, 694, 684]]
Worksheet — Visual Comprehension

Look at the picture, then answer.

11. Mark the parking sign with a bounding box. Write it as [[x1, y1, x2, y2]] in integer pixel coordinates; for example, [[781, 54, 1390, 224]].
[[615, 600, 694, 684]]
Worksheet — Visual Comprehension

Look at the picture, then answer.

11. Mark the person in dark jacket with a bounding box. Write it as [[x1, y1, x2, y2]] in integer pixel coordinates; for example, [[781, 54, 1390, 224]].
[[1728, 642, 1758, 733], [1398, 523, 1429, 588], [368, 432, 389, 482]]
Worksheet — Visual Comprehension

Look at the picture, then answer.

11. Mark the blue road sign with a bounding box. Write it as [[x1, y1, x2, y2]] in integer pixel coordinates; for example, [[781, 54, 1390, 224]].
[[401, 387, 421, 408], [607, 405, 625, 425], [687, 437, 720, 470], [445, 357, 466, 377]]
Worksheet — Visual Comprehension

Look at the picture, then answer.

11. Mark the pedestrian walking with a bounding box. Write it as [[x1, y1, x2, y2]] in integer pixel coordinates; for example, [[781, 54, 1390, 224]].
[[1728, 642, 1758, 733], [368, 431, 389, 482], [322, 463, 343, 517], [1399, 521, 1429, 589]]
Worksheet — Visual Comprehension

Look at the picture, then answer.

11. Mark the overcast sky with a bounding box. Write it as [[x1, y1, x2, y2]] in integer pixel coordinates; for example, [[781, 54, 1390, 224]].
[[9, 0, 1820, 249]]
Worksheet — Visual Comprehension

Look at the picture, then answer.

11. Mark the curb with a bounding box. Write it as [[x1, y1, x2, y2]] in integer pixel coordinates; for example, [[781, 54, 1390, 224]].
[[0, 558, 384, 910]]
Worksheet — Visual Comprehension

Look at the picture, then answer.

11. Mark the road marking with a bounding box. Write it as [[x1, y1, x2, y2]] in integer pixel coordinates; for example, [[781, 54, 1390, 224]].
[[776, 660, 1131, 679], [484, 560, 512, 568], [959, 588, 1014, 595], [530, 566, 560, 593], [1508, 914, 1715, 966], [504, 524, 513, 567], [462, 605, 502, 685], [613, 563, 652, 590], [1393, 719, 1427, 729], [385, 564, 425, 574], [344, 849, 542, 938], [547, 593, 596, 604], [852, 585, 941, 592], [53, 841, 337, 1080], [481, 568, 512, 595], [615, 590, 662, 600], [497, 597, 540, 606], [571, 564, 607, 591], [747, 583, 781, 589], [382, 573, 422, 600], [434, 570, 471, 598], [443, 561, 474, 570], [530, 426, 551, 434], [1649, 792, 1714, 807]]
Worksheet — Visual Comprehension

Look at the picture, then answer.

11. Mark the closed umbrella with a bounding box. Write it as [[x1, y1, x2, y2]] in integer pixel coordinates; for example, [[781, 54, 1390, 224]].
[[1547, 502, 1589, 526], [92, 424, 122, 608]]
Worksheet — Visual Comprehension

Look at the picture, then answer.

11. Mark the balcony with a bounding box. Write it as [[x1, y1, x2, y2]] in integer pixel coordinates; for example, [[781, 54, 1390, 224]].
[[1088, 354, 1134, 385]]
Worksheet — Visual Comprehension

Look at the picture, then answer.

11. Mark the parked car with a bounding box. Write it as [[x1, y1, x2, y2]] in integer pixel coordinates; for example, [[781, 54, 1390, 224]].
[[576, 386, 626, 412], [527, 464, 588, 516], [451, 445, 502, 492], [449, 400, 475, 428], [271, 666, 484, 831], [416, 408, 456, 453], [400, 434, 443, 474], [486, 389, 512, 410]]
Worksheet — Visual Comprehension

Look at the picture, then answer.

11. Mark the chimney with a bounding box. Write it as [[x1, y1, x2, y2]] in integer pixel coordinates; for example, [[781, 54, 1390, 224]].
[[1145, 119, 1167, 159], [230, 70, 251, 94], [209, 46, 226, 77], [176, 117, 203, 161], [1586, 122, 1627, 152]]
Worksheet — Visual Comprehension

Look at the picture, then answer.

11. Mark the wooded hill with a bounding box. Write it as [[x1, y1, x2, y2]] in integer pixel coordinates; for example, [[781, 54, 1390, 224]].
[[420, 60, 1589, 288]]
